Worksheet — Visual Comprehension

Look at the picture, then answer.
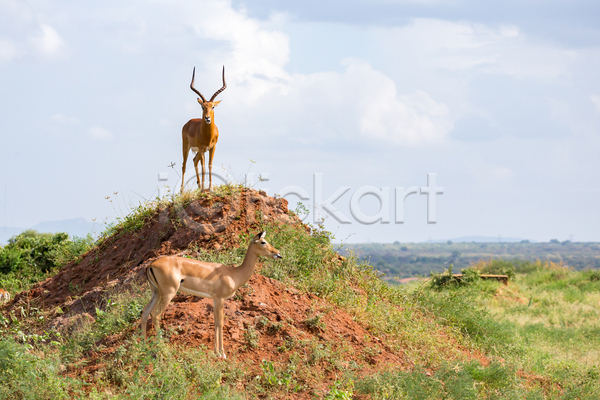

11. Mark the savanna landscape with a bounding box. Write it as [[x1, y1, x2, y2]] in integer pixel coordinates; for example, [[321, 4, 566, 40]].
[[0, 187, 599, 399], [2, 0, 600, 399]]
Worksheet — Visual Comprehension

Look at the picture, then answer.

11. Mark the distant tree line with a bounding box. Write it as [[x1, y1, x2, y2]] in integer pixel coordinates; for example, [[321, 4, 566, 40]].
[[340, 241, 600, 278]]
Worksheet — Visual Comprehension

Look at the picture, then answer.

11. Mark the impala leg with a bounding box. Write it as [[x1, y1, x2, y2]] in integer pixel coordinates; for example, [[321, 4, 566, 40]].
[[193, 151, 202, 191], [200, 152, 207, 192], [150, 288, 177, 336], [208, 146, 216, 192], [213, 298, 226, 358], [141, 285, 160, 338], [181, 144, 189, 193]]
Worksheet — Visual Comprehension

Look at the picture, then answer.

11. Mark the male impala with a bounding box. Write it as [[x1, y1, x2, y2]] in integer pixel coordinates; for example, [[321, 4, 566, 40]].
[[181, 66, 227, 193], [141, 232, 282, 358]]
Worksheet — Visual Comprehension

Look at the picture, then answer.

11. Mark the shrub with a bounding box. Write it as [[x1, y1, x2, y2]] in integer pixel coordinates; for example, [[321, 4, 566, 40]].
[[471, 259, 517, 280], [429, 265, 481, 290], [0, 230, 94, 275], [0, 231, 95, 293]]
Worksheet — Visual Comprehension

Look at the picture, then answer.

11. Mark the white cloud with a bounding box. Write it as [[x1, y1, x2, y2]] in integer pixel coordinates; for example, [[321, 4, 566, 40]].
[[0, 39, 16, 62], [363, 89, 451, 145], [181, 2, 451, 146], [185, 0, 290, 103], [0, 1, 66, 61], [491, 166, 512, 181], [591, 95, 600, 113], [31, 24, 65, 58], [51, 113, 80, 125], [499, 25, 519, 38], [89, 127, 113, 141], [348, 61, 452, 145], [468, 160, 514, 187], [379, 18, 575, 81]]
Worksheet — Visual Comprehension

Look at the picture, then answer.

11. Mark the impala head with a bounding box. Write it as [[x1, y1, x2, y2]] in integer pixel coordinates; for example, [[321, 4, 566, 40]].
[[198, 100, 221, 124], [190, 66, 226, 125], [251, 231, 283, 259]]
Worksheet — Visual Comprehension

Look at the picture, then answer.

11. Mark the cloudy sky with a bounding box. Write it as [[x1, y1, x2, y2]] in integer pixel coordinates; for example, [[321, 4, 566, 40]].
[[0, 0, 599, 243]]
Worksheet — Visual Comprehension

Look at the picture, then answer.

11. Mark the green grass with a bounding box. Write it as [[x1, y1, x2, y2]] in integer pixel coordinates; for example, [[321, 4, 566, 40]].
[[0, 283, 245, 399], [357, 361, 535, 400], [462, 261, 600, 398]]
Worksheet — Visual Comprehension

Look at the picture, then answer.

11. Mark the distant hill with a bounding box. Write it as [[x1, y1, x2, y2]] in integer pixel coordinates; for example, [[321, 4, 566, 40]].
[[0, 218, 102, 244], [431, 236, 534, 243], [0, 227, 25, 245]]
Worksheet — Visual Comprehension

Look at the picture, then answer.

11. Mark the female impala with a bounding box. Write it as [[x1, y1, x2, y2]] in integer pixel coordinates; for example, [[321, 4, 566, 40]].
[[141, 232, 282, 358], [181, 66, 227, 193]]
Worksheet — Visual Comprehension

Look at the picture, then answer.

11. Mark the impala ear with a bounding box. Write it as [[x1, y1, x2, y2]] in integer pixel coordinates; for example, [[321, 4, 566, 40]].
[[213, 100, 222, 106], [197, 98, 203, 105], [259, 231, 266, 239]]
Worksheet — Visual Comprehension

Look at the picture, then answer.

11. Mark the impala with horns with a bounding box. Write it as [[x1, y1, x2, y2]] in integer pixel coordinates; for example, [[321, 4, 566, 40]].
[[141, 231, 282, 358], [181, 66, 227, 193]]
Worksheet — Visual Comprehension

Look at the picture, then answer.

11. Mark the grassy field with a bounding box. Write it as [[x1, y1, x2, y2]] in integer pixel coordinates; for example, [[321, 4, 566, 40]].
[[398, 260, 600, 399], [478, 263, 600, 397], [0, 189, 598, 398]]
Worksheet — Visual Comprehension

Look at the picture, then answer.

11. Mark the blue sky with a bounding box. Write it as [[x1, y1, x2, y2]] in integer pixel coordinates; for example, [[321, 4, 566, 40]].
[[0, 0, 599, 243]]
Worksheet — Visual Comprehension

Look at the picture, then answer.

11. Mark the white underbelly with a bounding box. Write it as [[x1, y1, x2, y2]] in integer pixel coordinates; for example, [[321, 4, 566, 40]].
[[190, 146, 211, 154], [179, 286, 213, 299]]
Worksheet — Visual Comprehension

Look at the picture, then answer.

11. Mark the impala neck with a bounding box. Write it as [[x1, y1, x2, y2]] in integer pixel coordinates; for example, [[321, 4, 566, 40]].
[[201, 116, 217, 128], [234, 244, 259, 289]]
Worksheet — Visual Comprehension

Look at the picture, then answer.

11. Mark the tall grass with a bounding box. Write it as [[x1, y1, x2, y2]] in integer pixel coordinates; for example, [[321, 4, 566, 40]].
[[471, 259, 600, 398], [357, 361, 533, 400]]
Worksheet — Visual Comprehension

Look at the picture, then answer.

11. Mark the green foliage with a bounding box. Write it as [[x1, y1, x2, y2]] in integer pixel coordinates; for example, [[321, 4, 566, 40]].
[[244, 326, 260, 349], [304, 314, 326, 331], [325, 381, 354, 399], [429, 264, 457, 289], [291, 201, 309, 220], [429, 264, 482, 290], [0, 230, 69, 274], [98, 201, 158, 241], [0, 281, 244, 399], [474, 258, 517, 280], [47, 234, 95, 268], [95, 298, 144, 338], [259, 359, 297, 390], [98, 338, 243, 399], [414, 287, 517, 355], [356, 361, 527, 399], [0, 230, 95, 293], [0, 337, 76, 399]]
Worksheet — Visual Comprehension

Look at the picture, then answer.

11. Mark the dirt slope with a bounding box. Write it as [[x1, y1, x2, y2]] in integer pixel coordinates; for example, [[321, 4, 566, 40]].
[[7, 188, 294, 319]]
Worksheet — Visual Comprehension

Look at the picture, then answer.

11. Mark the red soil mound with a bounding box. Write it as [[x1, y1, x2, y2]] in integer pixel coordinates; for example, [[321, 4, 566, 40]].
[[160, 273, 408, 368], [6, 188, 296, 320]]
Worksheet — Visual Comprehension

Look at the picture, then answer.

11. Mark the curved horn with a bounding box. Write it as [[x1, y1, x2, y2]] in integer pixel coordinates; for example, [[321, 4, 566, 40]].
[[190, 67, 207, 103], [209, 66, 227, 102]]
